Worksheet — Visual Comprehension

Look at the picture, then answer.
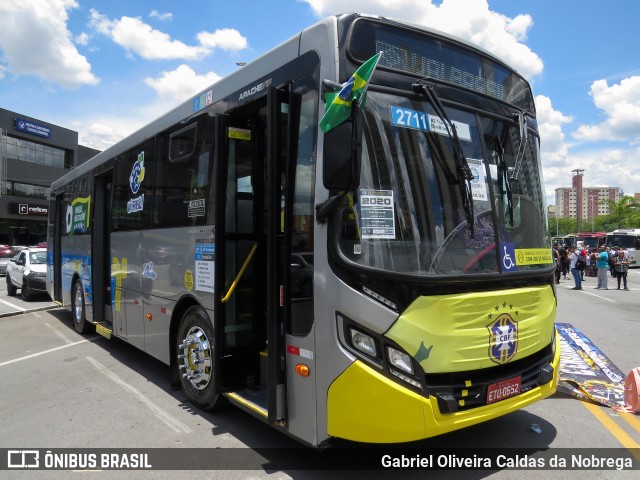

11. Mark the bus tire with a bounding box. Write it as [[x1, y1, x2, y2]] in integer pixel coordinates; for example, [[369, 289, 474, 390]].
[[6, 275, 17, 296], [72, 280, 92, 334], [176, 305, 225, 411]]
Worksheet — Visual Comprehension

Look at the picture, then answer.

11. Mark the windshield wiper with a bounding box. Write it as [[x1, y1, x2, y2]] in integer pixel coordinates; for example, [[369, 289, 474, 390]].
[[412, 80, 474, 234], [509, 111, 528, 181], [495, 136, 514, 226]]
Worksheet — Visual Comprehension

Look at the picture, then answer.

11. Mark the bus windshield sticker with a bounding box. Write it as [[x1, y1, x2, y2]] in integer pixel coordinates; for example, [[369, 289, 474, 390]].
[[359, 189, 395, 239], [195, 242, 215, 293], [467, 158, 488, 201], [188, 199, 206, 217], [390, 106, 471, 141], [515, 248, 554, 266], [499, 242, 518, 272], [228, 127, 251, 141]]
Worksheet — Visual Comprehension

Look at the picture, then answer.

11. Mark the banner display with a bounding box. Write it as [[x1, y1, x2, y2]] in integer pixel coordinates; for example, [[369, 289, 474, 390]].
[[556, 323, 626, 409]]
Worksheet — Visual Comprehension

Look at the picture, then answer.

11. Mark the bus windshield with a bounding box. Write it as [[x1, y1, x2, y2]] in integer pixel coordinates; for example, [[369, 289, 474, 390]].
[[336, 90, 550, 276], [606, 234, 638, 249]]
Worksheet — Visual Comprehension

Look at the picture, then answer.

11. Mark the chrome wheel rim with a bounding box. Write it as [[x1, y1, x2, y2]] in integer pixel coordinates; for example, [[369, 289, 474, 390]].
[[178, 326, 212, 390], [73, 284, 83, 324]]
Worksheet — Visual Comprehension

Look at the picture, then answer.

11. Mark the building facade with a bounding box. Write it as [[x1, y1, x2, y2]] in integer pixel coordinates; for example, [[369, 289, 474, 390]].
[[555, 186, 621, 221], [0, 108, 99, 245]]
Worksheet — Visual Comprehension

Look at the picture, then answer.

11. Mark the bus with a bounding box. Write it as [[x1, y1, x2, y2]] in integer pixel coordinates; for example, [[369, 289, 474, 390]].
[[605, 229, 640, 266], [551, 234, 576, 247], [47, 13, 559, 446], [576, 232, 607, 249]]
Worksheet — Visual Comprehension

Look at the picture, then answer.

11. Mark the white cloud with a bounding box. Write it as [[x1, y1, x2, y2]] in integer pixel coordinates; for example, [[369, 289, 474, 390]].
[[75, 32, 89, 46], [90, 9, 208, 60], [536, 95, 572, 166], [0, 0, 98, 88], [90, 9, 248, 61], [573, 76, 640, 143], [197, 29, 249, 51], [145, 65, 221, 102], [302, 0, 543, 79], [77, 121, 131, 151], [149, 10, 173, 21]]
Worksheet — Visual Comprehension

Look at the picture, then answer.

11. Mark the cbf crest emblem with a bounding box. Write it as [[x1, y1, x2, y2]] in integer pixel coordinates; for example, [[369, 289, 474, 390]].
[[486, 302, 519, 364], [129, 152, 145, 194]]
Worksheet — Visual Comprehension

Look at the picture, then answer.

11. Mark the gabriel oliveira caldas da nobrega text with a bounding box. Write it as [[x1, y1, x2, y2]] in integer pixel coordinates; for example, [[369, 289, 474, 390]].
[[380, 453, 634, 470]]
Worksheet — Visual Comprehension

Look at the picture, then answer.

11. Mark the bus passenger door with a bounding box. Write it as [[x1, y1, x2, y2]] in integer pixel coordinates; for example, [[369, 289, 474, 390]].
[[92, 172, 112, 324], [214, 111, 265, 393], [214, 86, 299, 428]]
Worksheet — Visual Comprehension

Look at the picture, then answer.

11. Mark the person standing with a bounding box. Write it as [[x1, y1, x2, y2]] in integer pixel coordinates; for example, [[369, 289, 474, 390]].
[[595, 245, 610, 290], [559, 245, 569, 279], [568, 246, 582, 290], [553, 243, 561, 284], [609, 246, 619, 277], [615, 250, 630, 290]]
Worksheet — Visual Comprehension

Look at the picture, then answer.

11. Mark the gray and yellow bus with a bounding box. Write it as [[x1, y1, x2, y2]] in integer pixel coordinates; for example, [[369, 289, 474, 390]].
[[47, 13, 559, 447]]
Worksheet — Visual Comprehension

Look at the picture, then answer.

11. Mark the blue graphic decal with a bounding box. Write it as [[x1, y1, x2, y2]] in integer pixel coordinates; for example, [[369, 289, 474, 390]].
[[499, 242, 518, 272], [129, 152, 145, 194]]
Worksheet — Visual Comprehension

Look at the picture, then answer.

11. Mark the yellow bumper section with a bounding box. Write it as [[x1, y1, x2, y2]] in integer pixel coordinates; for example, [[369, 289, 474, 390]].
[[327, 334, 560, 443]]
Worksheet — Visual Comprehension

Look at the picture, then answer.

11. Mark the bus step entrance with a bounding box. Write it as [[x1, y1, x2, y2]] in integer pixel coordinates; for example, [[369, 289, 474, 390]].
[[95, 322, 112, 340]]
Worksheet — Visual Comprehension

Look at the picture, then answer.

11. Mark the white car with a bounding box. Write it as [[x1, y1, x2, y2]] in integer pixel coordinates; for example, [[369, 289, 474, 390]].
[[5, 247, 48, 301]]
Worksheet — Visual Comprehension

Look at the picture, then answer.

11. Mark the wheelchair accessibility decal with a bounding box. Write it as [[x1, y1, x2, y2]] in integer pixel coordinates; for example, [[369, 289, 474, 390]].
[[499, 242, 518, 272]]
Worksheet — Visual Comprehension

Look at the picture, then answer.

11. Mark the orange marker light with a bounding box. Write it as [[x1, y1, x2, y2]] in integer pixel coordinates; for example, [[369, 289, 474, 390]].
[[295, 364, 310, 377], [146, 313, 152, 321]]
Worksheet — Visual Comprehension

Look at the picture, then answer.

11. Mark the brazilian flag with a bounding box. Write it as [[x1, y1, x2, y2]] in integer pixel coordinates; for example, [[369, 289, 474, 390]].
[[320, 52, 382, 133]]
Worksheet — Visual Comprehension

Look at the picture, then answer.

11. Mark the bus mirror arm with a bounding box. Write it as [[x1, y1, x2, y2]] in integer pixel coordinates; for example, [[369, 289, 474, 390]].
[[316, 193, 347, 224]]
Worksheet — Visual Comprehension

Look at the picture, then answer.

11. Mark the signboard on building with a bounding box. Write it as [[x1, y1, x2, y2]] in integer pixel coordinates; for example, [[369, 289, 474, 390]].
[[14, 118, 51, 138], [10, 202, 48, 216]]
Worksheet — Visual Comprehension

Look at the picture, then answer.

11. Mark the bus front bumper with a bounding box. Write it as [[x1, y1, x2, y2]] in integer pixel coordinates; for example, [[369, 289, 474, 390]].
[[326, 334, 560, 444]]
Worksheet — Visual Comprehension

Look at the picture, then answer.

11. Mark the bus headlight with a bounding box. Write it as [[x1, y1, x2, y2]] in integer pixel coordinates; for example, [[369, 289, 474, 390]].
[[386, 347, 414, 375], [349, 328, 378, 358]]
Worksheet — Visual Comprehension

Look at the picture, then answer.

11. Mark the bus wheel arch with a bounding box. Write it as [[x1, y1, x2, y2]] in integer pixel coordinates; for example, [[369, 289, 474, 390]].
[[174, 302, 225, 411]]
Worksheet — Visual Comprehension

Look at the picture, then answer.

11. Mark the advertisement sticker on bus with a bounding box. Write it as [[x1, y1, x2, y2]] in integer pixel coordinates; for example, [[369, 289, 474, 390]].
[[65, 196, 91, 235]]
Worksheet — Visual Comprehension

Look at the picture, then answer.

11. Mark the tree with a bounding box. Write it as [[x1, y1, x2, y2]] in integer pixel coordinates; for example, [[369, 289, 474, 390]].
[[602, 196, 640, 229]]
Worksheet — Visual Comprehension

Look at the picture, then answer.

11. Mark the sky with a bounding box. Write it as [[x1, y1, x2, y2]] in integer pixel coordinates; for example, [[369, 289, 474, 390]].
[[0, 0, 639, 207]]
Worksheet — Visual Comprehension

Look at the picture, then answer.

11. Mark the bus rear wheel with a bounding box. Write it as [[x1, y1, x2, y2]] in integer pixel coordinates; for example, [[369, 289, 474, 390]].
[[176, 305, 225, 411]]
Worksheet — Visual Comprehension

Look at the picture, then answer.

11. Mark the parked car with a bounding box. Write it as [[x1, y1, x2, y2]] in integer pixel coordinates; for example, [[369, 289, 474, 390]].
[[0, 247, 23, 275], [0, 251, 17, 276], [5, 247, 48, 300]]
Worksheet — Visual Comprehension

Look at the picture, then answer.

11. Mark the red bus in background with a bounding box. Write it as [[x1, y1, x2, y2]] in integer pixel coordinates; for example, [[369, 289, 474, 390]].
[[576, 232, 607, 249]]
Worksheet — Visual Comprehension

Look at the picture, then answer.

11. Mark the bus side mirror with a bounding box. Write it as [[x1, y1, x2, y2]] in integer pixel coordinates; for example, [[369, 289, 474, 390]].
[[322, 109, 362, 192]]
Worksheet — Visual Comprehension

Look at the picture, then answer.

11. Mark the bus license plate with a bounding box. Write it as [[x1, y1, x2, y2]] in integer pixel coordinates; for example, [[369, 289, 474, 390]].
[[487, 376, 521, 404]]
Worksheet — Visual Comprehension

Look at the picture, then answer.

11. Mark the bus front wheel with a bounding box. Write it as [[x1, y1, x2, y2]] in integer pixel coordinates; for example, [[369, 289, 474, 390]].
[[72, 280, 92, 334], [176, 305, 225, 411]]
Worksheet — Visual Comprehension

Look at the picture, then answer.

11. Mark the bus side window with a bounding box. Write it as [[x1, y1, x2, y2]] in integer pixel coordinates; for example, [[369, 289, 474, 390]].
[[153, 118, 213, 228]]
